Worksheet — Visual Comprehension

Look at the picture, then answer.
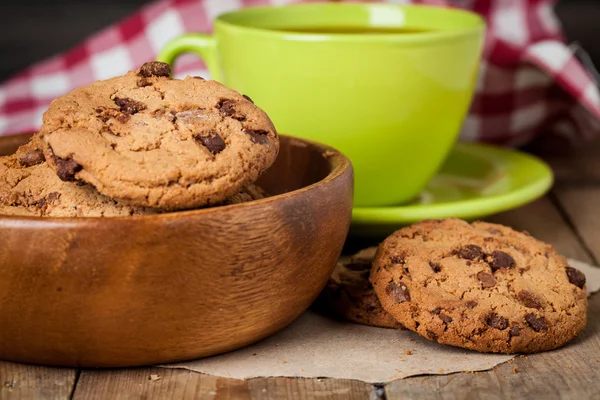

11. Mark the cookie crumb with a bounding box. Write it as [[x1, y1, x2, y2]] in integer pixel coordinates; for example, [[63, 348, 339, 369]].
[[405, 350, 413, 355], [148, 374, 161, 381], [322, 150, 339, 159], [513, 366, 519, 373]]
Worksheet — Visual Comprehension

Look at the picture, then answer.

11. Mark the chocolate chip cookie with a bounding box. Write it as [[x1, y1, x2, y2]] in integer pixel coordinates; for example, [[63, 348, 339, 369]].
[[1, 135, 267, 217], [0, 136, 153, 217], [40, 62, 279, 210], [370, 218, 588, 353], [314, 247, 404, 329]]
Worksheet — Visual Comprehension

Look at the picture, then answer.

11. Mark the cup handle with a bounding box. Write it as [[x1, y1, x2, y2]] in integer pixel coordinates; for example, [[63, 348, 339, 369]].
[[157, 34, 222, 82]]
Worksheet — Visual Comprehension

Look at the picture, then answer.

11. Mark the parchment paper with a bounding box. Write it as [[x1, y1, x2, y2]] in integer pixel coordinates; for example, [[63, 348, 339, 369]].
[[160, 259, 600, 383]]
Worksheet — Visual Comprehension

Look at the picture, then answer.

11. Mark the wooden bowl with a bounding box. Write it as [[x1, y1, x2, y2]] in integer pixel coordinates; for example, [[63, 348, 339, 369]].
[[0, 134, 353, 367]]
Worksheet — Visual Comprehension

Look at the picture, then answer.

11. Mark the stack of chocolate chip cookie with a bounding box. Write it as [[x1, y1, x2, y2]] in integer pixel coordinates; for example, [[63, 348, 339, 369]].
[[0, 62, 279, 217], [316, 218, 588, 354]]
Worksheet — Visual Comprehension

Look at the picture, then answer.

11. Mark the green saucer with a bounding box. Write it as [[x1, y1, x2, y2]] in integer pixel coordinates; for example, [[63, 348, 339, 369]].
[[351, 143, 553, 236]]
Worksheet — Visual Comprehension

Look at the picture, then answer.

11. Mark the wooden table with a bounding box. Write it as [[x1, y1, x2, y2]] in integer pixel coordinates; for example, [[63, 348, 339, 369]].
[[1, 139, 599, 400]]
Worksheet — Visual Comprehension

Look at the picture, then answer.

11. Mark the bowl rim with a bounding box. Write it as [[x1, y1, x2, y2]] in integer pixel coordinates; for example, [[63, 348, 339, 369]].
[[0, 133, 352, 225]]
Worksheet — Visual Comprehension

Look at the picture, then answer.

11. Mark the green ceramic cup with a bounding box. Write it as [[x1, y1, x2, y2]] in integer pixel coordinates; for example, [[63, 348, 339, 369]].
[[158, 3, 485, 207]]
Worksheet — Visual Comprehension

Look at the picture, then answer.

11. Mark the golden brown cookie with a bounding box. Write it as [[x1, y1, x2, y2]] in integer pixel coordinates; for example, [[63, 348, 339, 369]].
[[314, 247, 404, 329], [0, 136, 267, 217], [370, 218, 588, 353], [0, 136, 153, 217], [39, 62, 279, 210]]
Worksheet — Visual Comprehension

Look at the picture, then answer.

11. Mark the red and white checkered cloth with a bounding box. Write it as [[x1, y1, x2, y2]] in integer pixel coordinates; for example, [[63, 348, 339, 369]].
[[1, 0, 599, 146]]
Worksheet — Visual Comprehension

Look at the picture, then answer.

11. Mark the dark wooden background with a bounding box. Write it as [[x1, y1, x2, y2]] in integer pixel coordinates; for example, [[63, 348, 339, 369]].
[[0, 0, 599, 82]]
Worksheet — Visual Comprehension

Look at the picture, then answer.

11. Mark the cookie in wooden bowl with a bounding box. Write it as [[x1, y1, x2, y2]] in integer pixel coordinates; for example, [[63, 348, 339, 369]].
[[0, 133, 352, 367], [39, 62, 279, 210]]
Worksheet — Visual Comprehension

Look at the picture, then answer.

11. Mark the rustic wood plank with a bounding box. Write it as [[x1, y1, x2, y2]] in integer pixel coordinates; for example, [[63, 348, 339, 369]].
[[385, 287, 600, 400], [487, 196, 594, 263], [0, 361, 77, 400], [73, 367, 374, 400], [246, 377, 374, 400], [553, 186, 600, 264], [72, 367, 221, 400]]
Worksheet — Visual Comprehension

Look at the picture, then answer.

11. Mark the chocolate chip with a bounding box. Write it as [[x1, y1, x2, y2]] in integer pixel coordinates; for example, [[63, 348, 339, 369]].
[[218, 100, 236, 115], [386, 281, 411, 303], [96, 107, 129, 123], [114, 97, 147, 115], [489, 250, 515, 272], [426, 330, 438, 341], [486, 313, 509, 330], [466, 261, 472, 266], [429, 261, 441, 272], [509, 326, 521, 337], [192, 76, 205, 80], [525, 313, 548, 332], [218, 99, 245, 120], [47, 192, 60, 202], [484, 237, 494, 242], [391, 256, 405, 264], [465, 300, 478, 309], [345, 262, 371, 271], [439, 313, 453, 324], [488, 228, 502, 235], [137, 78, 152, 87], [18, 149, 45, 167], [566, 266, 586, 289], [242, 94, 254, 103], [35, 198, 46, 209], [477, 271, 496, 288], [55, 157, 82, 182], [243, 129, 270, 145], [138, 61, 171, 78], [194, 130, 226, 155], [458, 245, 483, 260], [517, 290, 542, 309]]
